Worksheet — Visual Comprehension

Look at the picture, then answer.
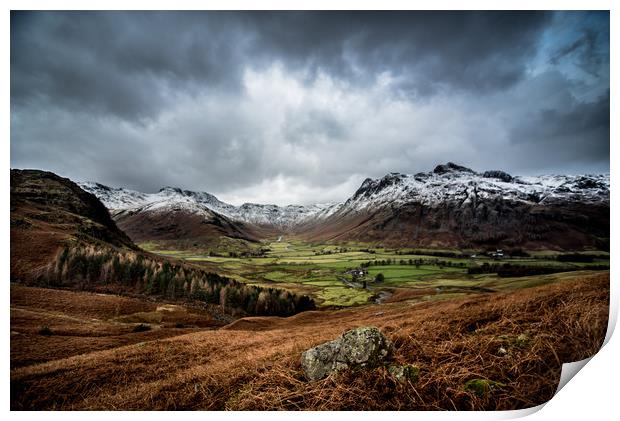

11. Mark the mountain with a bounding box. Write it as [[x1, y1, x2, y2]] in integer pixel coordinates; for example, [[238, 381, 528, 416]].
[[79, 182, 341, 249], [299, 163, 609, 249], [78, 183, 276, 249], [80, 162, 610, 250], [10, 169, 136, 282], [79, 183, 341, 228]]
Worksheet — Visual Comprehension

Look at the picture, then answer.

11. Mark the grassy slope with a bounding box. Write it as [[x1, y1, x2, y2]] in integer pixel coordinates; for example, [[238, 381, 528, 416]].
[[10, 169, 137, 283], [10, 285, 225, 370], [11, 271, 609, 410]]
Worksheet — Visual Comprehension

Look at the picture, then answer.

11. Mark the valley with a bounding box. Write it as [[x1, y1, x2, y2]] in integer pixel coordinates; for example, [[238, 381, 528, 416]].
[[141, 238, 610, 307]]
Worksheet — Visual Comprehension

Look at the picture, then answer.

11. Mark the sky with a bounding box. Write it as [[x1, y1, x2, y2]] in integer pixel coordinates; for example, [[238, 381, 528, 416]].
[[10, 11, 610, 205]]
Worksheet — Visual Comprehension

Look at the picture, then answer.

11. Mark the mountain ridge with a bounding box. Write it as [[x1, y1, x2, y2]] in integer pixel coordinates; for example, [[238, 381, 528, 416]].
[[79, 162, 610, 228], [78, 163, 609, 250]]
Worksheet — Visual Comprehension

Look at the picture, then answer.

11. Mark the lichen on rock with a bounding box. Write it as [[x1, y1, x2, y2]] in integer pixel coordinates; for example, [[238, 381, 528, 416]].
[[300, 326, 392, 381], [388, 364, 420, 383]]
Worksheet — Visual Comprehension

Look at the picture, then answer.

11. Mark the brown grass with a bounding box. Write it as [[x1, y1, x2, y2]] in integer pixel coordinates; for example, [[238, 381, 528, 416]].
[[383, 287, 438, 303], [11, 284, 159, 319], [10, 271, 609, 410], [10, 284, 222, 369], [10, 213, 69, 282]]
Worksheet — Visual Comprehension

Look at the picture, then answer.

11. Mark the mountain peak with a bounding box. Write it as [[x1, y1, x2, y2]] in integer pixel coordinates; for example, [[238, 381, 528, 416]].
[[432, 162, 476, 175], [359, 177, 374, 189], [158, 186, 184, 194], [482, 170, 514, 183], [353, 172, 406, 200]]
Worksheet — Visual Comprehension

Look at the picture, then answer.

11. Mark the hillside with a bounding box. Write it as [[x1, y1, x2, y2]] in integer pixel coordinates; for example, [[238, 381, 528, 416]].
[[81, 184, 277, 250], [11, 271, 609, 410], [10, 169, 136, 282], [111, 203, 263, 250]]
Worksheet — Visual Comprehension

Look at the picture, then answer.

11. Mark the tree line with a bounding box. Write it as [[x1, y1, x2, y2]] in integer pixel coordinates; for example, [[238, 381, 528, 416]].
[[467, 262, 609, 277], [360, 258, 468, 269], [42, 244, 315, 317]]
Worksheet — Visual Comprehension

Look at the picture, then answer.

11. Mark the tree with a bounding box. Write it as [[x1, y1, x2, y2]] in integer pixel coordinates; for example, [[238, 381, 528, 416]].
[[375, 273, 385, 283]]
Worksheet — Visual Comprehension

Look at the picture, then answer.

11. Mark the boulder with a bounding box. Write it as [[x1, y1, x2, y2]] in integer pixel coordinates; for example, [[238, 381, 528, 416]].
[[300, 326, 392, 381]]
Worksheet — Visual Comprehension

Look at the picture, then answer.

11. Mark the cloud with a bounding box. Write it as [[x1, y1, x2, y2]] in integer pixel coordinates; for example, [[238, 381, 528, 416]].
[[10, 11, 610, 205], [506, 88, 609, 170], [550, 28, 607, 77], [11, 11, 552, 121]]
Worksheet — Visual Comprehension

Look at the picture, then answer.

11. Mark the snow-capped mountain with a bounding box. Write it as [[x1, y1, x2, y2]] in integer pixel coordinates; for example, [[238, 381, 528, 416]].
[[79, 182, 341, 228], [339, 162, 609, 214], [80, 162, 609, 249], [307, 163, 609, 250], [81, 162, 609, 228]]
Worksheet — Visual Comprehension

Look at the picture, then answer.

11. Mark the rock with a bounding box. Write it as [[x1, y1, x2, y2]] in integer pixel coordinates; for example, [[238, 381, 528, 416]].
[[388, 364, 419, 383], [353, 173, 406, 199], [482, 170, 513, 183], [433, 162, 476, 175], [300, 326, 392, 381], [575, 176, 606, 190]]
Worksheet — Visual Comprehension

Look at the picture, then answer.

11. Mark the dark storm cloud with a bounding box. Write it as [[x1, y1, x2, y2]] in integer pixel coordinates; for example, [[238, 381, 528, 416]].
[[243, 11, 552, 94], [10, 11, 610, 204], [508, 89, 609, 168], [11, 11, 551, 121], [11, 12, 249, 120]]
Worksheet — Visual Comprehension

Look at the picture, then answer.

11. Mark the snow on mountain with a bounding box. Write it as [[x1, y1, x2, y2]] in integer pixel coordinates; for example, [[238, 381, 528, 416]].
[[79, 182, 341, 228], [342, 163, 609, 213], [232, 202, 342, 226], [80, 163, 609, 228], [78, 182, 151, 210]]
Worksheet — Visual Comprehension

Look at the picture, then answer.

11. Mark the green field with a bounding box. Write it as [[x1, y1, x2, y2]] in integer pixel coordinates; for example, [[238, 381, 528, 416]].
[[142, 238, 609, 307]]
